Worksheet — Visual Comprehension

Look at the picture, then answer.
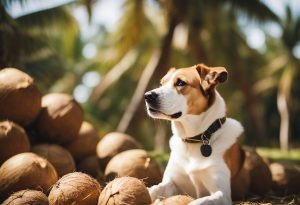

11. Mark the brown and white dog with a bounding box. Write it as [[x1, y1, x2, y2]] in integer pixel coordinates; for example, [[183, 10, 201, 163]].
[[145, 64, 245, 205]]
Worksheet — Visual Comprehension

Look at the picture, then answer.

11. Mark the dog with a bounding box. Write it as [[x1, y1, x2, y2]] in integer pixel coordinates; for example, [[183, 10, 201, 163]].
[[144, 64, 245, 205]]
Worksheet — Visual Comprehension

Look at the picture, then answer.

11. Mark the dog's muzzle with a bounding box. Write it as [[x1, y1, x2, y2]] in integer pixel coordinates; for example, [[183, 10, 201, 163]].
[[144, 91, 182, 119]]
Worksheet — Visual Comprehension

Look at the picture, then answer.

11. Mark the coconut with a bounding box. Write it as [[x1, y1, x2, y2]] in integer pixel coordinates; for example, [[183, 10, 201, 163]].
[[96, 132, 139, 167], [231, 164, 250, 201], [269, 162, 300, 195], [32, 144, 76, 177], [77, 155, 104, 184], [0, 68, 42, 126], [48, 172, 102, 205], [0, 120, 30, 165], [159, 195, 194, 205], [0, 152, 58, 201], [243, 147, 272, 195], [35, 93, 83, 144], [66, 121, 100, 161], [2, 189, 48, 205], [98, 176, 151, 205], [105, 149, 162, 187]]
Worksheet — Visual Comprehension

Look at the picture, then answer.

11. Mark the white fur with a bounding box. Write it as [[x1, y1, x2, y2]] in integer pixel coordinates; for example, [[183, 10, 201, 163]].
[[148, 91, 244, 205]]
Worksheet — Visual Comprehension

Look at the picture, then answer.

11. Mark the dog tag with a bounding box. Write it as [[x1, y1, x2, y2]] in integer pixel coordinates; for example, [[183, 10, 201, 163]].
[[200, 144, 212, 157]]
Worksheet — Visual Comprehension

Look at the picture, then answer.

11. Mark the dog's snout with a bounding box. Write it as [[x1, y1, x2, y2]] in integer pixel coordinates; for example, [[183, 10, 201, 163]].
[[144, 91, 158, 102]]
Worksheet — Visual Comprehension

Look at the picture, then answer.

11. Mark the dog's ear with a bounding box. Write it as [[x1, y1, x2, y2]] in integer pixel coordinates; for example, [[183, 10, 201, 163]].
[[196, 64, 228, 91]]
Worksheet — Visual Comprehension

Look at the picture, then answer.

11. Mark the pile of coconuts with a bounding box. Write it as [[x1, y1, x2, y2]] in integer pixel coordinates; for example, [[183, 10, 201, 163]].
[[0, 67, 166, 205]]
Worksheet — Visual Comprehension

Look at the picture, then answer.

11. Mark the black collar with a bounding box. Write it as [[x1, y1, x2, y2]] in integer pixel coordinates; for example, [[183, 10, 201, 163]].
[[182, 117, 226, 144]]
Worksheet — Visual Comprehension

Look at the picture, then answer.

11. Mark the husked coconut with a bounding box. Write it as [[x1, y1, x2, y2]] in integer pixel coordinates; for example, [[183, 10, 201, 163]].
[[159, 195, 194, 205], [0, 120, 30, 165], [32, 144, 76, 177], [66, 121, 100, 161], [98, 177, 151, 205], [0, 68, 42, 126], [243, 147, 272, 195], [35, 93, 83, 144], [105, 149, 162, 187], [2, 189, 48, 205], [48, 172, 102, 205], [96, 132, 139, 167], [77, 155, 104, 184], [0, 152, 58, 201], [269, 162, 300, 195]]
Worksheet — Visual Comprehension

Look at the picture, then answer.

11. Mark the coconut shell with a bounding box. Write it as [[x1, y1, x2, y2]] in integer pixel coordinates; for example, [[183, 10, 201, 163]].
[[243, 147, 272, 195], [2, 189, 49, 205], [159, 195, 194, 205], [32, 144, 76, 177], [0, 152, 58, 201], [0, 120, 30, 165], [66, 121, 100, 161], [231, 163, 250, 201], [269, 162, 300, 195], [35, 93, 83, 144], [105, 149, 162, 187], [0, 68, 42, 126], [48, 172, 102, 205], [96, 132, 139, 167], [77, 155, 104, 184], [98, 176, 151, 205]]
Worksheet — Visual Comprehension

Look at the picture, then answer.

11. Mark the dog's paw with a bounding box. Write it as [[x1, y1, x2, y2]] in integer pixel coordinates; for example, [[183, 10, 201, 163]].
[[148, 186, 159, 201]]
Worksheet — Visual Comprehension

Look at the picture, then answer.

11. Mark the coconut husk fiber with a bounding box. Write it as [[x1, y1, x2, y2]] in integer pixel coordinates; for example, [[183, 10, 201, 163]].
[[0, 68, 42, 126], [66, 121, 100, 161], [35, 93, 83, 144], [0, 120, 30, 165], [243, 147, 272, 195], [2, 189, 49, 205], [96, 132, 139, 167], [105, 149, 162, 187], [32, 144, 76, 177], [0, 152, 58, 202], [48, 172, 102, 205], [158, 195, 194, 205], [98, 176, 151, 205], [269, 162, 300, 195]]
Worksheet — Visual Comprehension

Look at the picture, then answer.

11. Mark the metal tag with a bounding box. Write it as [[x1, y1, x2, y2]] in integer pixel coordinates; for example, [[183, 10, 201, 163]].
[[200, 144, 212, 157]]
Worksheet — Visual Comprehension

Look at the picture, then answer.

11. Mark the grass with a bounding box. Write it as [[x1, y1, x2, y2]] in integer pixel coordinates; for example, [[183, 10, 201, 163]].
[[257, 147, 300, 165]]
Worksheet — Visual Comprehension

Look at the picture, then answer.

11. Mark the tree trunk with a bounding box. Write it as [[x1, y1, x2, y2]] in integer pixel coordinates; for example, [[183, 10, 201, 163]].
[[277, 89, 289, 151]]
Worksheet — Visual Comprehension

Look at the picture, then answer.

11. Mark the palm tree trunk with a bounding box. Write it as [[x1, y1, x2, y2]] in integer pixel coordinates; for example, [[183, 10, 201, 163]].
[[277, 89, 289, 151]]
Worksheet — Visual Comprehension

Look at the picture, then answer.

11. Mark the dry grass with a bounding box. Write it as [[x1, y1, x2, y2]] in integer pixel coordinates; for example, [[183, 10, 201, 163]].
[[234, 194, 300, 205]]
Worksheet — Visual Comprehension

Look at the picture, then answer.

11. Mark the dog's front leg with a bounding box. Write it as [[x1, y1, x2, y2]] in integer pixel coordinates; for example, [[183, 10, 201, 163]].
[[148, 180, 179, 202], [189, 166, 231, 205]]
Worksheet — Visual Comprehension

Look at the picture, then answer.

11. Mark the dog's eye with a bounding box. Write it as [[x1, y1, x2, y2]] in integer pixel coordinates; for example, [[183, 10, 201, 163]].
[[175, 79, 186, 87]]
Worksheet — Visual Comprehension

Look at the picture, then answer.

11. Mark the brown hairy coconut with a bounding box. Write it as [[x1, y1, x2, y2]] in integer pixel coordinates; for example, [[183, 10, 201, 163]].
[[98, 176, 151, 205], [0, 152, 58, 201], [77, 155, 104, 184], [243, 147, 272, 195], [66, 121, 100, 161], [105, 149, 162, 186], [0, 68, 42, 126], [32, 144, 76, 177], [48, 172, 102, 205], [96, 132, 139, 167], [158, 195, 194, 205], [2, 189, 49, 205], [269, 162, 300, 195], [0, 120, 30, 165], [35, 93, 83, 144]]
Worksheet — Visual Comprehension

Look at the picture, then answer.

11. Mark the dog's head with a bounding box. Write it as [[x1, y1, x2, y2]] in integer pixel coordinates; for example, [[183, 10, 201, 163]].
[[145, 64, 228, 120]]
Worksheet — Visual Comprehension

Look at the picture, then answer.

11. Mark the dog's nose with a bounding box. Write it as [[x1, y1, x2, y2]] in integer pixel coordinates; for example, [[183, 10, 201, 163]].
[[144, 91, 158, 102]]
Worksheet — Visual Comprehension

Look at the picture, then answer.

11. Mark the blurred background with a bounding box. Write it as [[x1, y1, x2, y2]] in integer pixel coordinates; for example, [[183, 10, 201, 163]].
[[1, 0, 300, 153]]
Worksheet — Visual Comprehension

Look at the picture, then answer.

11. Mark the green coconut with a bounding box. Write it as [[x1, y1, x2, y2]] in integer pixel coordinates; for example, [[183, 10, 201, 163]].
[[0, 120, 30, 165], [96, 132, 139, 167], [0, 68, 42, 126], [0, 152, 58, 201], [105, 149, 162, 187], [98, 177, 151, 205], [32, 144, 76, 177], [66, 121, 100, 161], [2, 189, 49, 205], [48, 172, 102, 205], [35, 93, 83, 144]]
